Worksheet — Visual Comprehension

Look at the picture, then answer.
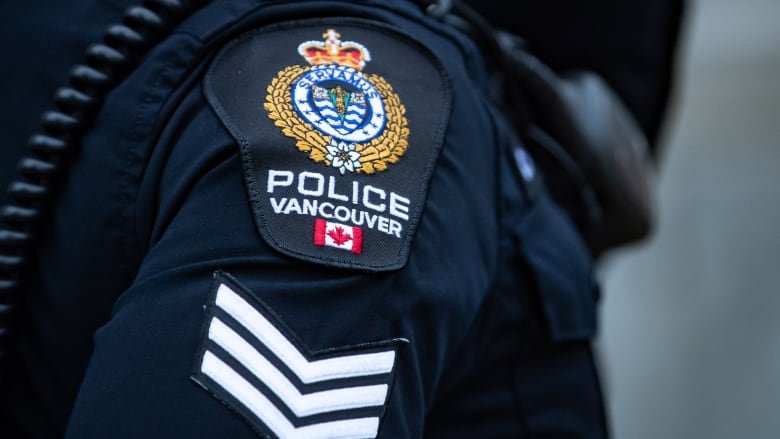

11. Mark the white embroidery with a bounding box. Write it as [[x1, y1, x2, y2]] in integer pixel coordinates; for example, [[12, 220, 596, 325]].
[[195, 282, 397, 439], [212, 284, 395, 382], [207, 318, 388, 416], [201, 352, 381, 439]]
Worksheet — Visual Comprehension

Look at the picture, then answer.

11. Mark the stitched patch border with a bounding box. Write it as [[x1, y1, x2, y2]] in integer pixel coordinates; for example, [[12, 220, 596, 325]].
[[204, 18, 452, 271]]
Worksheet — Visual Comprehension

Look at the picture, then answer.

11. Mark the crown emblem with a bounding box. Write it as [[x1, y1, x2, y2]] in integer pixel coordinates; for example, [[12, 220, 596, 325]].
[[267, 28, 408, 175], [297, 29, 371, 71]]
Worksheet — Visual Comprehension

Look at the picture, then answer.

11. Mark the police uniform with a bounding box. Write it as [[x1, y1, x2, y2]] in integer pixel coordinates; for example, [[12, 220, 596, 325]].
[[0, 1, 607, 437]]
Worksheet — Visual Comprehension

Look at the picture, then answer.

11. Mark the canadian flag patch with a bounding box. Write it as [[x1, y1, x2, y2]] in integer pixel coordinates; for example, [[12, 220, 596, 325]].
[[314, 219, 363, 254]]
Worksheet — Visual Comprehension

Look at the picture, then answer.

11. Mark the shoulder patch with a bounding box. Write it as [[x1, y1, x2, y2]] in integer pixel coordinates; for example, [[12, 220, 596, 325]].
[[192, 271, 404, 438], [204, 18, 452, 271]]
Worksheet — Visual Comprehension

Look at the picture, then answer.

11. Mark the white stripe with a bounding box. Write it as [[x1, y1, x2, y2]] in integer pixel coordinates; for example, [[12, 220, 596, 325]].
[[343, 113, 364, 123], [317, 107, 339, 118], [208, 317, 389, 417], [214, 284, 395, 383], [201, 351, 380, 439]]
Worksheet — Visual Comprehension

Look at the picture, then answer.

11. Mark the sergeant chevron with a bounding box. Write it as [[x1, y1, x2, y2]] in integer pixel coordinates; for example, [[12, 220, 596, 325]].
[[267, 170, 410, 238]]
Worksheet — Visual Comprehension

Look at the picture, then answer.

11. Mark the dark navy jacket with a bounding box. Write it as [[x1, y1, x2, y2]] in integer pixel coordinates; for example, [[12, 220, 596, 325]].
[[0, 1, 606, 437]]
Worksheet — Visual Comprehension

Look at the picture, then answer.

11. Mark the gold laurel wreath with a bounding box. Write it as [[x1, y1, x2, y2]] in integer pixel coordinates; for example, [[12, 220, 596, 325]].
[[263, 65, 409, 174]]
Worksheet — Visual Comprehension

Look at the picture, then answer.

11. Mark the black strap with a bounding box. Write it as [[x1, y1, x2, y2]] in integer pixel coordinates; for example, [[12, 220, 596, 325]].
[[0, 0, 209, 383]]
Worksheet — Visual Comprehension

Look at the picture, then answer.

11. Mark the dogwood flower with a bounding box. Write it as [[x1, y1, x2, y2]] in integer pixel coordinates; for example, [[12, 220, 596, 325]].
[[325, 140, 362, 174]]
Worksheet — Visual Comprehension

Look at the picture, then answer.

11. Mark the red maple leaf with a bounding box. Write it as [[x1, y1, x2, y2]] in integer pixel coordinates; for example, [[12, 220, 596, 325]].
[[327, 226, 352, 246]]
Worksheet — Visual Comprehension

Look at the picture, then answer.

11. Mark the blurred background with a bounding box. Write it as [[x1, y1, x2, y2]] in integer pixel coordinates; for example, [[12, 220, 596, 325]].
[[597, 0, 780, 438]]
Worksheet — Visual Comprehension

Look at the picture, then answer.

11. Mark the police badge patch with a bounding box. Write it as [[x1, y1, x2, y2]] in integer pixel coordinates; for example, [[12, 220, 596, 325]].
[[204, 19, 452, 271]]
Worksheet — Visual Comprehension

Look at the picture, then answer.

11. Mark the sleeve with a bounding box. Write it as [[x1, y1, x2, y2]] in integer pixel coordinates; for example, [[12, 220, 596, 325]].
[[64, 14, 503, 439]]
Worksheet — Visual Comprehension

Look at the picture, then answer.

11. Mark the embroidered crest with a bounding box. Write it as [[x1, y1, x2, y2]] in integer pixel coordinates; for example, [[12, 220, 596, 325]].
[[264, 29, 409, 175], [204, 19, 452, 271]]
